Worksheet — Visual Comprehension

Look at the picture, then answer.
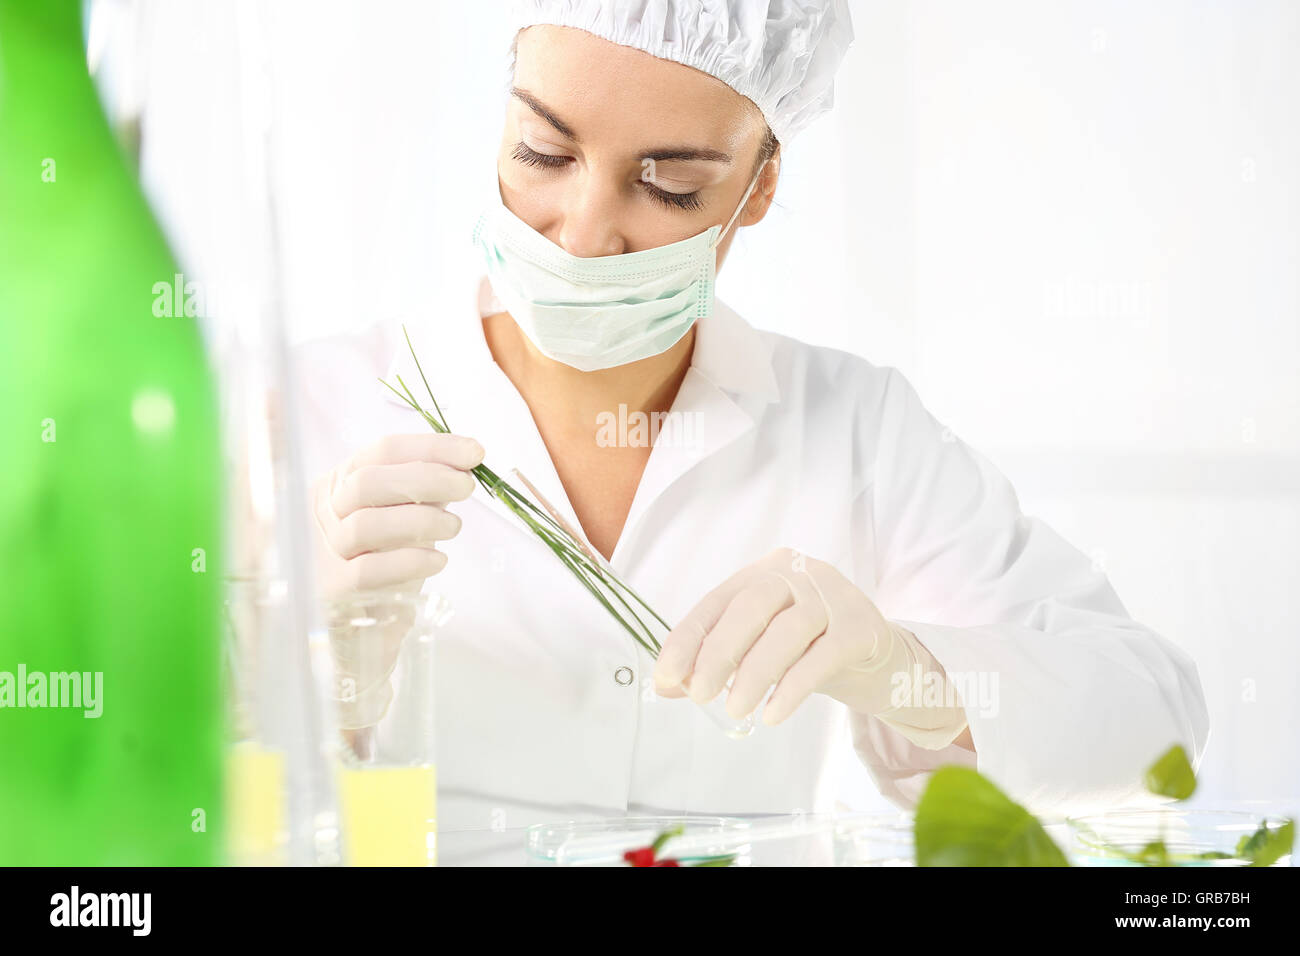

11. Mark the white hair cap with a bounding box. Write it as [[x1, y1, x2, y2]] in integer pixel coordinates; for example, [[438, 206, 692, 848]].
[[508, 0, 854, 145]]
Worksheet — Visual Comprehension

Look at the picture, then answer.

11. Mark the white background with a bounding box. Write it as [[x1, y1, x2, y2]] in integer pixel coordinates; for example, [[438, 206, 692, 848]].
[[92, 0, 1299, 817]]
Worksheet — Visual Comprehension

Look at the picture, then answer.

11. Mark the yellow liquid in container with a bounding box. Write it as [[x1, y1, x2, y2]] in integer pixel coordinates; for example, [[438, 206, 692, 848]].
[[338, 764, 437, 866], [225, 741, 287, 866]]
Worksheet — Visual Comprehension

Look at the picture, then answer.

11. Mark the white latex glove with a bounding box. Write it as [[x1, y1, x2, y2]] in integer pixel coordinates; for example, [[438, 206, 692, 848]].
[[311, 433, 482, 601], [311, 433, 482, 728], [652, 547, 970, 749]]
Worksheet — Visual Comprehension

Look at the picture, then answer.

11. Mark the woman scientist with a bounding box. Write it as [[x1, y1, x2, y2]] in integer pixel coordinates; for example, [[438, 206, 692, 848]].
[[299, 0, 1208, 831]]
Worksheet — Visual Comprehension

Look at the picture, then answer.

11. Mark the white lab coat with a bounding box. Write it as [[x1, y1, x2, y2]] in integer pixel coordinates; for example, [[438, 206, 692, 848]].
[[295, 272, 1209, 836]]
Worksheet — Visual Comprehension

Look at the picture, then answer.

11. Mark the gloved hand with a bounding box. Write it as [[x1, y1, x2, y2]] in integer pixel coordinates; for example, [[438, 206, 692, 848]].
[[311, 433, 483, 601], [652, 547, 970, 749], [311, 433, 482, 728]]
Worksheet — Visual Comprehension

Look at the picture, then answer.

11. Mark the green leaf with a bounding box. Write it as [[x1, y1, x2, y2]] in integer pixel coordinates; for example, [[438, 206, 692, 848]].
[[914, 766, 1070, 867], [690, 855, 737, 867], [402, 324, 450, 430], [1144, 744, 1196, 801], [1236, 818, 1294, 867], [650, 825, 684, 857], [1130, 840, 1171, 867]]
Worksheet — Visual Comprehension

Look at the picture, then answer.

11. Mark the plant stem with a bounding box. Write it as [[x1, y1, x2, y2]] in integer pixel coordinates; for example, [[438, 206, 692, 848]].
[[379, 329, 674, 660]]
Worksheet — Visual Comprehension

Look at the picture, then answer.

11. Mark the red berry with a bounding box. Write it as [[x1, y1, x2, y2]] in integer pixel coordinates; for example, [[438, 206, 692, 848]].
[[623, 847, 656, 867]]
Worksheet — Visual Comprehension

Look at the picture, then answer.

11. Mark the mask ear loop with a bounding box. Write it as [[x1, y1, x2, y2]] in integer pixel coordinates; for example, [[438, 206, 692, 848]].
[[711, 166, 765, 249]]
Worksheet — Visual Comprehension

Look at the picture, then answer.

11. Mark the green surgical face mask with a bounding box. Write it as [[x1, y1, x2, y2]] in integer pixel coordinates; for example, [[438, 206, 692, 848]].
[[472, 169, 762, 372]]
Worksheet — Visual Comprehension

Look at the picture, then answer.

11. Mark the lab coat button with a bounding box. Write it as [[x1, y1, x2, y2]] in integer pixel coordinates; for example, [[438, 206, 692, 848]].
[[614, 666, 634, 686]]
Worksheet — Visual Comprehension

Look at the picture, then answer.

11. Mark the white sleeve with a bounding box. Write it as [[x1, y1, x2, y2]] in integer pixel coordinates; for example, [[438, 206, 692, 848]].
[[849, 368, 1210, 819], [291, 321, 399, 487]]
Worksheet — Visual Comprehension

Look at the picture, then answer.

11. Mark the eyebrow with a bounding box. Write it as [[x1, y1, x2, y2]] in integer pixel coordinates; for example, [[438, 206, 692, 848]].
[[509, 87, 734, 165], [641, 146, 733, 164], [510, 87, 580, 142]]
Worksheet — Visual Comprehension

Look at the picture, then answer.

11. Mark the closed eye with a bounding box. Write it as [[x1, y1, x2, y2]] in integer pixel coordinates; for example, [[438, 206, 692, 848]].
[[511, 141, 570, 170], [513, 141, 703, 212], [639, 181, 704, 212]]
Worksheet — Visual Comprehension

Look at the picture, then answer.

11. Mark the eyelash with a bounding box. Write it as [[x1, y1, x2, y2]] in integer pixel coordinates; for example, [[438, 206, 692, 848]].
[[644, 184, 704, 212], [511, 141, 569, 170], [510, 141, 704, 212]]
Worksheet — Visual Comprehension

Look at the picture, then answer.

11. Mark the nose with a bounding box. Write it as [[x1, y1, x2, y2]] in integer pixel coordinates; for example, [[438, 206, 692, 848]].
[[552, 179, 625, 258]]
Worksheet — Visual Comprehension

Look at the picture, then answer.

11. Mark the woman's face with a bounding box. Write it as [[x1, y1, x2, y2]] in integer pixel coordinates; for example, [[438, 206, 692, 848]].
[[500, 25, 777, 266]]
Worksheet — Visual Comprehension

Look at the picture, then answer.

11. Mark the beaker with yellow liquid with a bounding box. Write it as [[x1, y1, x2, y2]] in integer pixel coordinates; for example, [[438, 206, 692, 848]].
[[225, 738, 288, 866], [329, 589, 447, 867], [221, 576, 340, 867], [337, 762, 438, 866]]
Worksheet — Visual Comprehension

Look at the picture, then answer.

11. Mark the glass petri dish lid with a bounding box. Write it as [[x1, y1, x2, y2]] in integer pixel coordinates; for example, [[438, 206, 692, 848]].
[[1066, 808, 1293, 867], [526, 815, 753, 867]]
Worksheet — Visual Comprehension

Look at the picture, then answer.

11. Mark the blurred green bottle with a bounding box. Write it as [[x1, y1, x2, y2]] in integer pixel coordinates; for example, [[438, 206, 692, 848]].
[[0, 0, 223, 863]]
